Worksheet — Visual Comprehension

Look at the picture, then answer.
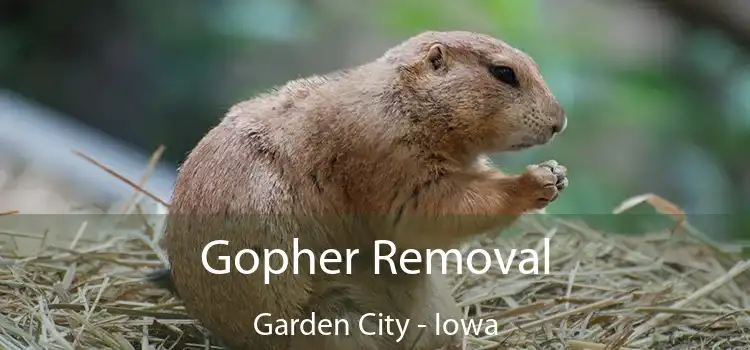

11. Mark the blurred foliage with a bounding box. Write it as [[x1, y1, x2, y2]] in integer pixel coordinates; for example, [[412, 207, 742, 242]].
[[0, 0, 748, 241]]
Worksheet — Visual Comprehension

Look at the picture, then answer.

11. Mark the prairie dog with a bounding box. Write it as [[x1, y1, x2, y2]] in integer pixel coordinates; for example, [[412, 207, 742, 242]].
[[153, 30, 568, 350]]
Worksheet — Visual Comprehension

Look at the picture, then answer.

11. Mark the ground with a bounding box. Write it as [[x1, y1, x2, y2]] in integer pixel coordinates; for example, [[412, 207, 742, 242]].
[[1, 202, 748, 350]]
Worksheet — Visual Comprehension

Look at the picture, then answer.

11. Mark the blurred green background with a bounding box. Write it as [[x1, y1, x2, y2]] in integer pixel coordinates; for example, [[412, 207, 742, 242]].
[[1, 0, 748, 242]]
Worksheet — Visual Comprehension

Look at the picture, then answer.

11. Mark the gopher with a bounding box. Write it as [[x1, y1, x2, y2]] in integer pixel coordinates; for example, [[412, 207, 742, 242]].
[[151, 30, 568, 350]]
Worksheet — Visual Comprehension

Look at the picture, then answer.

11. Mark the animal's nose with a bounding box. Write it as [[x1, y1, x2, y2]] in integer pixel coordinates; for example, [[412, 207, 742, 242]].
[[552, 115, 567, 135]]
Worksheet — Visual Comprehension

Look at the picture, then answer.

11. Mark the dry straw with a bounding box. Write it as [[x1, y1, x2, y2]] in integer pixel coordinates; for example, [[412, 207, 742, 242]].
[[0, 148, 748, 349]]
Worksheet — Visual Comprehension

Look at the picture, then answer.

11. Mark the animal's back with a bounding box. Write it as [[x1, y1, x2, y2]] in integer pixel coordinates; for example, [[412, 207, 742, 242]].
[[163, 91, 310, 349], [162, 78, 385, 349]]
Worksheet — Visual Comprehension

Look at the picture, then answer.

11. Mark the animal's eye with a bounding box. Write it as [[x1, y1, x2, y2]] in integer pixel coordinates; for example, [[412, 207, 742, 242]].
[[489, 65, 519, 87]]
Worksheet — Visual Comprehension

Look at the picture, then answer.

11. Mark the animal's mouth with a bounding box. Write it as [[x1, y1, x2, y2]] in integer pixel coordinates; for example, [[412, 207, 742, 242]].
[[508, 143, 534, 150], [497, 128, 561, 153], [508, 134, 554, 150]]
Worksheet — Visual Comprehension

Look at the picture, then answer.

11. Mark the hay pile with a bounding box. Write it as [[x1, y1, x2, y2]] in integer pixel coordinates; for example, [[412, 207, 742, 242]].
[[1, 209, 748, 350], [0, 152, 749, 349]]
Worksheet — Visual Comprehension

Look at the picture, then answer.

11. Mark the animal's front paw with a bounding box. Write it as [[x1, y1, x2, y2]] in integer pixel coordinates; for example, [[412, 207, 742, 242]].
[[518, 159, 568, 209]]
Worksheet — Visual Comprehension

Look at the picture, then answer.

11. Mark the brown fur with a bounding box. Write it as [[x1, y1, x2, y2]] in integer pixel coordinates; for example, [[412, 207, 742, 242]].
[[158, 31, 568, 350]]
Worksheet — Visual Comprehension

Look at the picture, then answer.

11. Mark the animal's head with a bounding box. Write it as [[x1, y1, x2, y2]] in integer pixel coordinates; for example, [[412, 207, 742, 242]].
[[382, 31, 567, 155]]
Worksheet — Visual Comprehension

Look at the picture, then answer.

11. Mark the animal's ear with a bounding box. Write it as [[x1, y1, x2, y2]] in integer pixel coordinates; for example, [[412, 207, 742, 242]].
[[424, 43, 448, 71]]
